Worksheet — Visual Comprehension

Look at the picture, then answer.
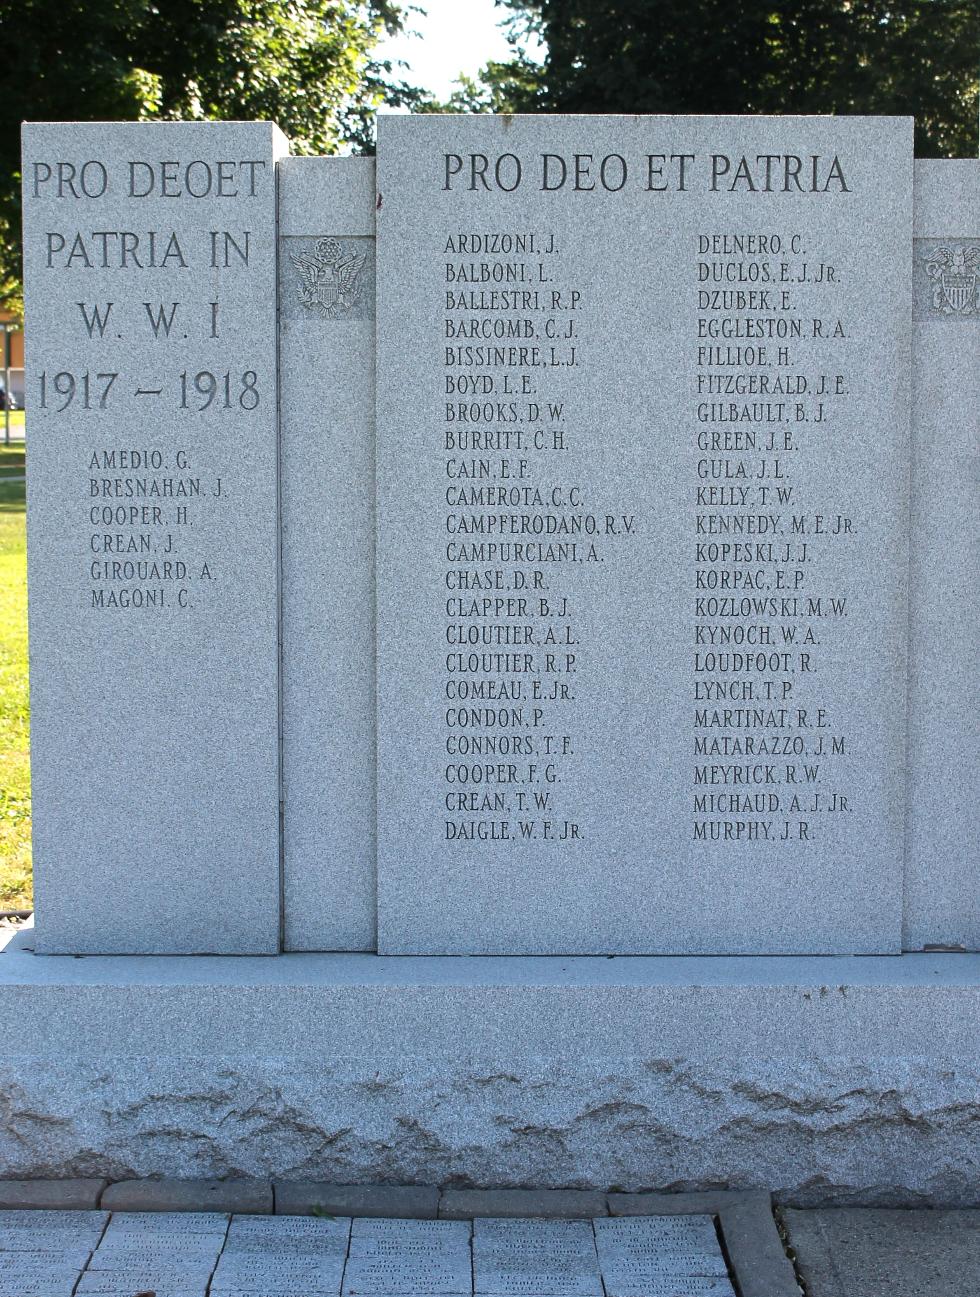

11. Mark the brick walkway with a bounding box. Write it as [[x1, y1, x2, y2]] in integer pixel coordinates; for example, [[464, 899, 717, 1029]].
[[1, 1210, 736, 1296]]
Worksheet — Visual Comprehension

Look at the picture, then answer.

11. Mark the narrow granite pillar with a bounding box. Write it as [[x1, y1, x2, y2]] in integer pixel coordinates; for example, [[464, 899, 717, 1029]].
[[904, 159, 980, 950], [278, 157, 377, 950]]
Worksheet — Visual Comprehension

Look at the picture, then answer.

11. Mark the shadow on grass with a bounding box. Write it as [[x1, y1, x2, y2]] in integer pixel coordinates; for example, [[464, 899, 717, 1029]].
[[0, 483, 25, 512]]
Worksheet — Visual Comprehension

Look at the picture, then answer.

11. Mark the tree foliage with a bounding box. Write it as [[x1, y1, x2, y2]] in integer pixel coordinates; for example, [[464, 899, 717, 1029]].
[[0, 0, 414, 312], [489, 0, 980, 157]]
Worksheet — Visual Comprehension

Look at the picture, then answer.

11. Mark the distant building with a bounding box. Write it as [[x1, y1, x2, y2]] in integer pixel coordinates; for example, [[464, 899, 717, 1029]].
[[0, 309, 24, 404]]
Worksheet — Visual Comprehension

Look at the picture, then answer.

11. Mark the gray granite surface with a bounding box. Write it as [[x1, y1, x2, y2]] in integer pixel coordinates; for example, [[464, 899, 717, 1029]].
[[21, 121, 288, 954], [2, 926, 978, 1200], [904, 159, 980, 952], [376, 113, 912, 955], [784, 1207, 980, 1296], [279, 155, 378, 951]]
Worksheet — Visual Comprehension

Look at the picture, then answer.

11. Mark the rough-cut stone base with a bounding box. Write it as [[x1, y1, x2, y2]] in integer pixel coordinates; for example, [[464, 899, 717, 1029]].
[[2, 927, 978, 1205]]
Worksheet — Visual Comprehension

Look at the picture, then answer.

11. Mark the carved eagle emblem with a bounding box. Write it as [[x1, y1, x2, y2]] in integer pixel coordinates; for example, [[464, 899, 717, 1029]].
[[290, 237, 366, 317]]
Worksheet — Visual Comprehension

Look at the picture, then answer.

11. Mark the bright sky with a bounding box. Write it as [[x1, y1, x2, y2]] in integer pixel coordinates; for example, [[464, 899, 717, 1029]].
[[376, 0, 542, 101]]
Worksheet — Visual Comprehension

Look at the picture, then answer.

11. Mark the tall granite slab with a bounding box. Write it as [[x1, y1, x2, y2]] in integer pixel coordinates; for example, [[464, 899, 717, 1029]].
[[376, 114, 912, 954], [22, 121, 288, 953], [279, 156, 377, 950], [904, 159, 980, 951]]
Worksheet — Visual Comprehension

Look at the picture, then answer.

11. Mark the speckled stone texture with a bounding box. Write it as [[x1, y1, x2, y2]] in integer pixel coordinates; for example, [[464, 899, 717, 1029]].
[[375, 113, 913, 956], [21, 121, 289, 954], [278, 156, 378, 952], [784, 1208, 980, 1296], [904, 159, 980, 953], [2, 928, 978, 1203]]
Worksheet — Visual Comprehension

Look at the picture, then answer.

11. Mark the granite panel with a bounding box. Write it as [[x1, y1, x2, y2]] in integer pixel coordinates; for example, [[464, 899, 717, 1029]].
[[21, 122, 288, 954], [376, 113, 912, 954]]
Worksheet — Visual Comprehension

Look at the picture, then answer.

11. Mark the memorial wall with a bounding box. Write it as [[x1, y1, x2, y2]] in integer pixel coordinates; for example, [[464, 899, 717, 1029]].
[[18, 117, 979, 958]]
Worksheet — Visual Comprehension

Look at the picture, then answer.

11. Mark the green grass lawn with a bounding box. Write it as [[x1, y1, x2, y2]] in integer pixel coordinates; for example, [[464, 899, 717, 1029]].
[[0, 443, 31, 909]]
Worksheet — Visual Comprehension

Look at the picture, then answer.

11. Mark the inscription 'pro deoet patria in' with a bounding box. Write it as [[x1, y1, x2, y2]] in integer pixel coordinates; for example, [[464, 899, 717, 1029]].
[[18, 114, 978, 960], [22, 121, 288, 955]]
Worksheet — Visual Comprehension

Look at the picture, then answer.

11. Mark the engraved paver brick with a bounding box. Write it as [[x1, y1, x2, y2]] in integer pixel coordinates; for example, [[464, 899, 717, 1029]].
[[89, 1239, 225, 1268], [0, 1280, 82, 1296], [594, 1215, 720, 1252], [226, 1212, 351, 1250], [214, 1255, 346, 1280], [0, 1252, 85, 1270], [474, 1217, 598, 1262], [76, 1266, 215, 1290], [342, 1255, 472, 1296], [601, 1281, 736, 1297], [473, 1219, 602, 1297], [593, 1213, 731, 1293], [211, 1287, 340, 1297], [103, 1211, 229, 1234], [0, 1265, 83, 1287], [75, 1290, 208, 1297], [216, 1213, 351, 1295], [475, 1277, 601, 1297], [0, 1243, 93, 1267], [75, 1290, 207, 1297], [0, 1208, 108, 1239], [0, 1228, 96, 1253], [476, 1218, 595, 1242], [350, 1218, 471, 1248], [601, 1250, 731, 1281], [344, 1216, 473, 1295]]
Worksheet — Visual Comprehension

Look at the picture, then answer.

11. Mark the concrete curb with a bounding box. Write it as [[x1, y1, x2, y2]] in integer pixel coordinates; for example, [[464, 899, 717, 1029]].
[[274, 1182, 440, 1218], [440, 1188, 609, 1218], [0, 1178, 107, 1210], [100, 1178, 273, 1214]]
